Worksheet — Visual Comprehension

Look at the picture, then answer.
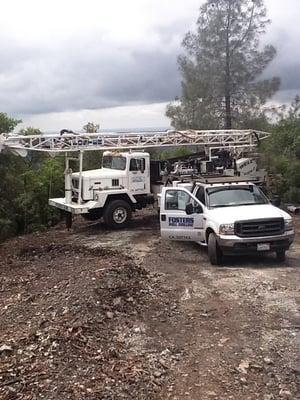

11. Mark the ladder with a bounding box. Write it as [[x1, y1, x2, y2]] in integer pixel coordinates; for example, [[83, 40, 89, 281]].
[[0, 129, 270, 157]]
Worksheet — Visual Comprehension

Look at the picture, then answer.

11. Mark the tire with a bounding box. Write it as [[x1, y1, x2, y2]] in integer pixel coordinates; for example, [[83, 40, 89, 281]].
[[103, 200, 132, 229], [208, 232, 223, 265], [276, 250, 286, 262]]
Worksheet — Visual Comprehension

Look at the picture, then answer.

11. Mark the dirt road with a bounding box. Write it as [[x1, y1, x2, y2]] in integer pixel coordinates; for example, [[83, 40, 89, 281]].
[[0, 212, 299, 399]]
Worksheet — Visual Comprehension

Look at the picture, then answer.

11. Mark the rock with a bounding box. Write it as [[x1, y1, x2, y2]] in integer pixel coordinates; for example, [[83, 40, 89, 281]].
[[106, 311, 114, 319], [250, 363, 263, 371], [159, 358, 168, 368], [264, 394, 274, 400], [264, 357, 274, 365], [113, 297, 121, 306], [237, 359, 250, 374], [0, 344, 13, 353], [279, 389, 292, 398], [154, 370, 162, 378]]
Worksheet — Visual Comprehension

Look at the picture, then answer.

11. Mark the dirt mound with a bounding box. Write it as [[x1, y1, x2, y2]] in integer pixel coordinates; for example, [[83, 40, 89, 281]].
[[17, 243, 125, 263], [0, 237, 175, 400]]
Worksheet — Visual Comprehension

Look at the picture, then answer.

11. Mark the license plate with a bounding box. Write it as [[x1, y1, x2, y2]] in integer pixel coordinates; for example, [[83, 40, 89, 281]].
[[257, 243, 270, 251]]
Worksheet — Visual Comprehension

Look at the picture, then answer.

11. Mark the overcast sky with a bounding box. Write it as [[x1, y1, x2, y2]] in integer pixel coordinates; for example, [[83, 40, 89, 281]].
[[0, 0, 299, 131]]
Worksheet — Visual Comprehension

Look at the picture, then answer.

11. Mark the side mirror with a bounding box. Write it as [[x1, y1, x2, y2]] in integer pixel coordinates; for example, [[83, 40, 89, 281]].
[[185, 203, 194, 215], [185, 203, 203, 215]]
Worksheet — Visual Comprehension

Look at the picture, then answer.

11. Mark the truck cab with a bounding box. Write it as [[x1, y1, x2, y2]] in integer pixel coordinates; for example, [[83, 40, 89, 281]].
[[71, 151, 150, 201], [49, 151, 154, 229], [160, 177, 294, 265]]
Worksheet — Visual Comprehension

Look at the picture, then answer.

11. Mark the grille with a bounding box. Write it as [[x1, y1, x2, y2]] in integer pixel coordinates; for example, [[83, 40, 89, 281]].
[[235, 218, 284, 238]]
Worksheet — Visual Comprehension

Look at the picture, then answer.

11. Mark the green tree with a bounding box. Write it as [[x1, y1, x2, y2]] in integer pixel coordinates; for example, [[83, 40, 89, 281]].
[[18, 158, 64, 232], [0, 112, 21, 134], [19, 126, 42, 135], [0, 114, 23, 240], [82, 122, 102, 169], [166, 0, 279, 130], [0, 114, 65, 241], [150, 147, 193, 160], [261, 96, 300, 202], [83, 122, 100, 133]]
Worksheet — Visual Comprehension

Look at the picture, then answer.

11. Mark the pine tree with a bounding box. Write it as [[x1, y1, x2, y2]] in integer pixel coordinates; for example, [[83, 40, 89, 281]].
[[166, 0, 280, 129]]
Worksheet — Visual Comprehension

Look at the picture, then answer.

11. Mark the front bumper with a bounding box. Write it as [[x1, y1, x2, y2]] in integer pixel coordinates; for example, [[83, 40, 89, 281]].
[[217, 231, 294, 255], [49, 198, 96, 214]]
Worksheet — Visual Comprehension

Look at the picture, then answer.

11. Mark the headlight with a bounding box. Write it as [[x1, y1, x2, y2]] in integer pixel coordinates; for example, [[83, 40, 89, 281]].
[[284, 219, 293, 231], [219, 223, 235, 235]]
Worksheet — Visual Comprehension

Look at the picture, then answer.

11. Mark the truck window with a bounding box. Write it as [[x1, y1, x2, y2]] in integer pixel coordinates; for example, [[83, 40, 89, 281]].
[[207, 185, 269, 208], [196, 186, 206, 205], [130, 158, 145, 172], [165, 190, 193, 211], [102, 156, 126, 170]]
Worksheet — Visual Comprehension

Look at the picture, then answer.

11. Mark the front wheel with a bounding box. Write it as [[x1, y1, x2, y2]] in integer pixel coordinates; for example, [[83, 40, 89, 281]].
[[208, 233, 223, 265], [276, 250, 286, 262], [103, 200, 132, 229]]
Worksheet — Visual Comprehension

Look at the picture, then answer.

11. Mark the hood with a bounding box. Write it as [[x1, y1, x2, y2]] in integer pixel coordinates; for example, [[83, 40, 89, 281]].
[[207, 204, 290, 225], [72, 168, 126, 179]]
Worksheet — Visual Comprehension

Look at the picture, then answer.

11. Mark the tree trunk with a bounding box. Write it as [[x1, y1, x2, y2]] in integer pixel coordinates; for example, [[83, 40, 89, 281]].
[[225, 91, 231, 129], [225, 1, 232, 130]]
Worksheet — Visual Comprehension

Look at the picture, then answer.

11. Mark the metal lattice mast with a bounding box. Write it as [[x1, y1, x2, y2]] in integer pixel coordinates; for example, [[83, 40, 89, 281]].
[[0, 129, 270, 157]]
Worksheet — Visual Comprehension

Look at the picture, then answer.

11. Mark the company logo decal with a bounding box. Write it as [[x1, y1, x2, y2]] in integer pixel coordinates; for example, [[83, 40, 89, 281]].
[[131, 177, 144, 183], [168, 217, 194, 227]]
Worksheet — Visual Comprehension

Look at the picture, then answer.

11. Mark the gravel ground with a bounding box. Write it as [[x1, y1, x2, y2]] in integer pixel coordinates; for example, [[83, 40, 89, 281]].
[[0, 213, 299, 399]]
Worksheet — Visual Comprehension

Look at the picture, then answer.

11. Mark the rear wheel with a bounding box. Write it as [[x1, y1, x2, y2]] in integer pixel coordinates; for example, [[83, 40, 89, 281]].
[[103, 200, 132, 229], [276, 250, 286, 262], [208, 232, 223, 265]]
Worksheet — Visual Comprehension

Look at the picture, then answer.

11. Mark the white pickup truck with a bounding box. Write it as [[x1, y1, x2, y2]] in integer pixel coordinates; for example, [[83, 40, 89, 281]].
[[160, 177, 294, 265]]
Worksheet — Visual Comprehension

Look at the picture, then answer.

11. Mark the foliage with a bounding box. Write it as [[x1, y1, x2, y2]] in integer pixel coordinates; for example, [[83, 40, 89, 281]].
[[0, 113, 66, 241], [150, 147, 194, 160], [266, 94, 300, 123], [0, 153, 64, 241], [19, 127, 42, 135], [83, 122, 100, 133], [166, 0, 279, 130], [0, 153, 27, 240], [18, 157, 64, 232], [0, 113, 21, 134], [261, 96, 300, 203], [82, 151, 102, 170]]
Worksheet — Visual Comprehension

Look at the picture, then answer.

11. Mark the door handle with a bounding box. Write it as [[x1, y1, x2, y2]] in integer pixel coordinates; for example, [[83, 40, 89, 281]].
[[161, 214, 166, 221]]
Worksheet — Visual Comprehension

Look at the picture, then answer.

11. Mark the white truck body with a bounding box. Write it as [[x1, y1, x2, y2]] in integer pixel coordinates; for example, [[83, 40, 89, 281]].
[[159, 179, 294, 264], [49, 151, 155, 228]]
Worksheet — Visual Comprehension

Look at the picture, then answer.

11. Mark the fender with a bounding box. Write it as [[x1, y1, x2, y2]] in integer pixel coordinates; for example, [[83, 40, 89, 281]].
[[92, 189, 137, 208], [204, 221, 219, 243]]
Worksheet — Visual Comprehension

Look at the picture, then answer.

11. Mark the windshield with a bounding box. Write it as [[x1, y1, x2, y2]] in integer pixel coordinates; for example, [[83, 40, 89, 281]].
[[207, 185, 269, 208], [102, 156, 126, 170]]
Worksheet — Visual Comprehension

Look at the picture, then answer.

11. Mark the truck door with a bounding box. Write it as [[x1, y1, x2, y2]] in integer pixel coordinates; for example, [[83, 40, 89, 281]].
[[129, 157, 146, 192], [160, 187, 204, 242]]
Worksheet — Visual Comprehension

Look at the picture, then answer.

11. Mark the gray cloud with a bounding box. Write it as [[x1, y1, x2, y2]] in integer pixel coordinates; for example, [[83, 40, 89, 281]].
[[0, 0, 299, 120], [0, 17, 186, 117]]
